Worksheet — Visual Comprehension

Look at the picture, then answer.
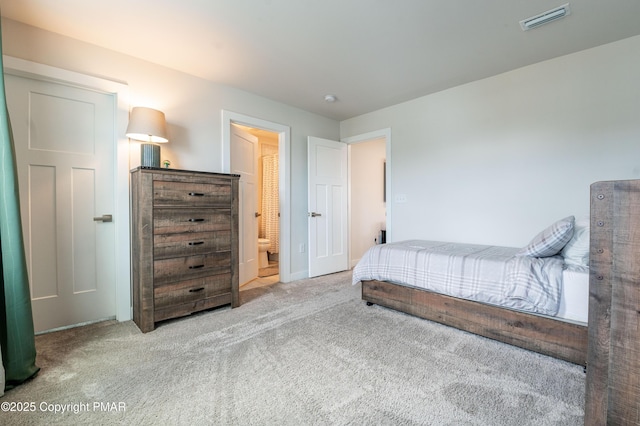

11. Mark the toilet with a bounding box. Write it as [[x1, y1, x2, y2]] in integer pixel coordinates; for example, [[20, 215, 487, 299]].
[[258, 238, 270, 268]]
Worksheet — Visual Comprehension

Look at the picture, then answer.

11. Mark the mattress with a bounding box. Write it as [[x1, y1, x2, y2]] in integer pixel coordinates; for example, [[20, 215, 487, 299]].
[[353, 240, 566, 316], [557, 266, 589, 324]]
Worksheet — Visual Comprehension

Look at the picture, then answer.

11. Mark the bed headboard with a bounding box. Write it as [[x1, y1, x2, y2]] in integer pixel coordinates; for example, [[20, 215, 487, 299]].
[[585, 179, 640, 425]]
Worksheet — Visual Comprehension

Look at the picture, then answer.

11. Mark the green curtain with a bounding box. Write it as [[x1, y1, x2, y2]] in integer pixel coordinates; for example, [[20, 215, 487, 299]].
[[0, 23, 40, 391]]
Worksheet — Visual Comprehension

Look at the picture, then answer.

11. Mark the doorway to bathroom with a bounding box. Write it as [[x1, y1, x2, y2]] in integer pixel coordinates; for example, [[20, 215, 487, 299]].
[[223, 111, 291, 286], [238, 125, 280, 277], [232, 124, 281, 287]]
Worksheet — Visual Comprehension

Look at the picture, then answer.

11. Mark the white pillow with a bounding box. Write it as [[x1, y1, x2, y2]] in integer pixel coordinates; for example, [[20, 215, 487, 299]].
[[561, 217, 590, 267], [517, 216, 575, 258]]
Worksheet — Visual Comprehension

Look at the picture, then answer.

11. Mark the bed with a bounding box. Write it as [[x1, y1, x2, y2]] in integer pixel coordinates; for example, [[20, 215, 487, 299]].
[[352, 216, 590, 365]]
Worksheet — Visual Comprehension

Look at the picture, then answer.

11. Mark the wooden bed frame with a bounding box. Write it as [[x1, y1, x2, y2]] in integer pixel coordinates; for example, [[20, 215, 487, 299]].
[[584, 179, 639, 424], [361, 279, 588, 366]]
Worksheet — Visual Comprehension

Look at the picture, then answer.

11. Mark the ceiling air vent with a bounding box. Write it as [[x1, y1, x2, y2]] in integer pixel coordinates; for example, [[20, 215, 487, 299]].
[[520, 3, 571, 31]]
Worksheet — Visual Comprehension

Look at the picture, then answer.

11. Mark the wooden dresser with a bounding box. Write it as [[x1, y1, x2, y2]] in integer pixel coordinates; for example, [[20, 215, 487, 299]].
[[131, 167, 240, 332], [585, 179, 640, 425]]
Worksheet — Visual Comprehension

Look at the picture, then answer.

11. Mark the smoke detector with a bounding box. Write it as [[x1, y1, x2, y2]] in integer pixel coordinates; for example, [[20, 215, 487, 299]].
[[520, 3, 571, 31], [324, 94, 337, 103]]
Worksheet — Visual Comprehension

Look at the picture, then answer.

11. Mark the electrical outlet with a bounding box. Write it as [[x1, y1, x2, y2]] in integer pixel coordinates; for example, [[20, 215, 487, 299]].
[[299, 243, 305, 253]]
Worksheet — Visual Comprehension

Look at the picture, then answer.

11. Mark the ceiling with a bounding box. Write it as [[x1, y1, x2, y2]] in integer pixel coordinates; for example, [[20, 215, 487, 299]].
[[2, 1, 640, 121]]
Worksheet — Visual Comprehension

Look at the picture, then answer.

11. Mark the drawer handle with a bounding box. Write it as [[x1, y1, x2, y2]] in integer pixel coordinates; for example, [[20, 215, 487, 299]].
[[188, 192, 205, 197], [189, 264, 205, 269], [188, 218, 205, 222], [188, 241, 205, 246], [189, 287, 205, 293]]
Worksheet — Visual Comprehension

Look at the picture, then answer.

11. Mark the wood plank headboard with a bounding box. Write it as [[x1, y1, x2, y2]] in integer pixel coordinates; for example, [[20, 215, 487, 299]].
[[585, 179, 640, 425]]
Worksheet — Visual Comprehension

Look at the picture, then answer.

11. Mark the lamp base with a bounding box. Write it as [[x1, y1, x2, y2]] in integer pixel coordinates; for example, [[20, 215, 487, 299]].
[[141, 143, 161, 168]]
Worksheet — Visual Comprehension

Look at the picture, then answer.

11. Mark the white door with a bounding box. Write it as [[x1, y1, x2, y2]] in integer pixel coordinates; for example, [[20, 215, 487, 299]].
[[6, 74, 116, 333], [230, 124, 259, 285], [307, 136, 348, 277]]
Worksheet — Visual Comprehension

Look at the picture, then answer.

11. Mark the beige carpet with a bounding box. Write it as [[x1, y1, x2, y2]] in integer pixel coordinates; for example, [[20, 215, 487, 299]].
[[1, 271, 585, 425]]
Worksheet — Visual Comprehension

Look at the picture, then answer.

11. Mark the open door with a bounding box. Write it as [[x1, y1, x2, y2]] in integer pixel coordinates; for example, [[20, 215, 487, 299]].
[[307, 136, 348, 277], [231, 125, 259, 285]]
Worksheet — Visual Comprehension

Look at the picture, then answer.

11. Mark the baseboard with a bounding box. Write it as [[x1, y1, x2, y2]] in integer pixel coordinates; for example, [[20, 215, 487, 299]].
[[287, 270, 309, 282]]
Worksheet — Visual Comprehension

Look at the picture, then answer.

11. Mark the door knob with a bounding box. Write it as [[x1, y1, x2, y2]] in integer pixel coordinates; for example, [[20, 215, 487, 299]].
[[308, 212, 322, 217], [255, 212, 262, 217], [93, 214, 113, 222]]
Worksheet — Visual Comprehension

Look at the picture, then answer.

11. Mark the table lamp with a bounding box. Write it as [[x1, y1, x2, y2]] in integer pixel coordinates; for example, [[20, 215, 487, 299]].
[[126, 107, 168, 167]]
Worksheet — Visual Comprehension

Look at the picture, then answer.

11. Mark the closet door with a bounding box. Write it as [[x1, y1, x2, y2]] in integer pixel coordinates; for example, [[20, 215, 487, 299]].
[[6, 73, 116, 332]]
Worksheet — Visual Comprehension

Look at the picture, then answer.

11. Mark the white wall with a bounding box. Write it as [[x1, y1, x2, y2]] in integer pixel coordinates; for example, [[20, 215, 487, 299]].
[[6, 18, 640, 272], [1, 18, 339, 278], [341, 35, 640, 248], [350, 138, 386, 266]]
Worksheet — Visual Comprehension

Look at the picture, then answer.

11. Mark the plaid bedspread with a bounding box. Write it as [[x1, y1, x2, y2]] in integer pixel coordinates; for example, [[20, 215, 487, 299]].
[[352, 240, 564, 316]]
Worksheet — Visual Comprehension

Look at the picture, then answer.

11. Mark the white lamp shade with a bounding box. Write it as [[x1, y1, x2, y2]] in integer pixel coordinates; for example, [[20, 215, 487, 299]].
[[126, 107, 168, 143]]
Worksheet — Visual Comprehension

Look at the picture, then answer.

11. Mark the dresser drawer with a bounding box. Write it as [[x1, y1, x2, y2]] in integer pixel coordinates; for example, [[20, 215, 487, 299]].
[[154, 274, 232, 322], [154, 231, 231, 259], [154, 252, 231, 285], [154, 180, 231, 207], [154, 293, 233, 323], [154, 273, 231, 309], [154, 208, 230, 234]]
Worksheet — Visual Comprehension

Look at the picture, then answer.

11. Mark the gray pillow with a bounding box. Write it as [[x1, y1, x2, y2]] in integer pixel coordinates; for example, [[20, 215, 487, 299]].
[[517, 216, 575, 257], [560, 217, 590, 266]]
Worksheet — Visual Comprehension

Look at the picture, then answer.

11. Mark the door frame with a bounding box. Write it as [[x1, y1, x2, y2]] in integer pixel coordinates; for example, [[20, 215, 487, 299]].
[[221, 110, 291, 283], [3, 56, 132, 322], [342, 128, 392, 252]]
